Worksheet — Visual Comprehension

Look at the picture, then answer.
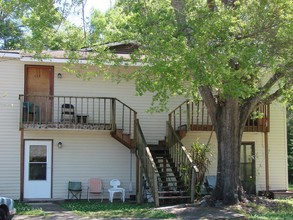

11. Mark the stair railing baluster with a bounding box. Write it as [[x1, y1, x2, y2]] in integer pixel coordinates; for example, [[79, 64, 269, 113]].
[[166, 121, 199, 203]]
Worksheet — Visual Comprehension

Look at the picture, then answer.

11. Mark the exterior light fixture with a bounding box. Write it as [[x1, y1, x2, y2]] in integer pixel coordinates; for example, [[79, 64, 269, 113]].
[[57, 142, 63, 148], [57, 73, 63, 79]]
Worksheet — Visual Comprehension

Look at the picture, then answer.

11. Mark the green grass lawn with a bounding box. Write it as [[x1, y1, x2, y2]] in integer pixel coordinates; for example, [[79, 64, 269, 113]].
[[239, 198, 293, 220], [289, 184, 293, 191], [15, 198, 293, 219], [14, 201, 47, 216], [61, 201, 176, 219], [14, 200, 176, 219]]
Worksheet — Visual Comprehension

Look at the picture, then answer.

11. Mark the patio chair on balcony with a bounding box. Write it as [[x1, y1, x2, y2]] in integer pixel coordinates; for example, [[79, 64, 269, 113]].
[[23, 101, 40, 123], [68, 181, 82, 200], [61, 104, 75, 123], [87, 178, 104, 202]]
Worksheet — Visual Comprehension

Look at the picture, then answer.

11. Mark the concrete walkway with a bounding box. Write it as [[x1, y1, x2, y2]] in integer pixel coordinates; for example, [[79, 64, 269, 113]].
[[13, 202, 245, 220]]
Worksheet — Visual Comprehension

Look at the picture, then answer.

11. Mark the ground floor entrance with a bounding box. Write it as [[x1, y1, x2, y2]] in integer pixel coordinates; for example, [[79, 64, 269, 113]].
[[24, 140, 52, 199], [240, 142, 256, 194]]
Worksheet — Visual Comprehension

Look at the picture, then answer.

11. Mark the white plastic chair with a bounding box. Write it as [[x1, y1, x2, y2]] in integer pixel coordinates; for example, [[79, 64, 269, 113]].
[[108, 179, 125, 203]]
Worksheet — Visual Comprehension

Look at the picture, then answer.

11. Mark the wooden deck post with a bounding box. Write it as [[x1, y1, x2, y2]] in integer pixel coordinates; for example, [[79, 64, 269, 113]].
[[136, 158, 143, 204], [153, 171, 160, 207], [187, 101, 190, 131], [111, 99, 116, 130], [191, 167, 196, 202]]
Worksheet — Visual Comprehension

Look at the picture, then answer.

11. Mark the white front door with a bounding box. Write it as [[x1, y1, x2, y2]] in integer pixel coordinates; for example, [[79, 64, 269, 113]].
[[24, 140, 52, 199]]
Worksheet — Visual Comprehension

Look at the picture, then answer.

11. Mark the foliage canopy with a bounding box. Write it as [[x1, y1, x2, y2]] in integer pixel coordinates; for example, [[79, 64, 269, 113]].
[[87, 0, 293, 110]]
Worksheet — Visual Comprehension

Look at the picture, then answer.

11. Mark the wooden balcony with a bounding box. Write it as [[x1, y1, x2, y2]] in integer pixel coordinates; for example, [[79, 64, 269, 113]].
[[169, 100, 270, 133], [19, 95, 137, 135]]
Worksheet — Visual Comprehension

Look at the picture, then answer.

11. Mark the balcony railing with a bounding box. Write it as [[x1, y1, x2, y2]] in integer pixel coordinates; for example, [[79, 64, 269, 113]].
[[169, 100, 270, 133], [19, 95, 137, 135]]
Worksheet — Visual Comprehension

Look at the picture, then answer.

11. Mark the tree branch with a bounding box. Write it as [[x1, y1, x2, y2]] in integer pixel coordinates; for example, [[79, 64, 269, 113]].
[[199, 86, 217, 122], [241, 67, 292, 123], [207, 0, 217, 11], [171, 0, 193, 46], [264, 77, 293, 103], [256, 66, 292, 100]]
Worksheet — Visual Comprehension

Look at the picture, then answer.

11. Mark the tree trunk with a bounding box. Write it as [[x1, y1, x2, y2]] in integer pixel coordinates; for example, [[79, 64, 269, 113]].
[[211, 98, 245, 205]]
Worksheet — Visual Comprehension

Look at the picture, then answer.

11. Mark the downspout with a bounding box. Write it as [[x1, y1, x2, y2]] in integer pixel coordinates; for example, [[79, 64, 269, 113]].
[[264, 131, 269, 194], [264, 104, 270, 195], [20, 128, 24, 201], [19, 96, 24, 200], [129, 150, 133, 193]]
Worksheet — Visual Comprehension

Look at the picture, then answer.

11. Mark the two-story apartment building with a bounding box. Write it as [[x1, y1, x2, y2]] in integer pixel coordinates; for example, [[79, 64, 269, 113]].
[[0, 49, 288, 205]]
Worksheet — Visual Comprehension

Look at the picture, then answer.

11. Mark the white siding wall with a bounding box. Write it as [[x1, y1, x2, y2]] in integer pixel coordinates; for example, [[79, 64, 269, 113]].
[[181, 102, 288, 192], [267, 102, 288, 190], [51, 63, 182, 144], [0, 59, 23, 198], [2, 60, 181, 199], [24, 131, 136, 199], [0, 58, 288, 199]]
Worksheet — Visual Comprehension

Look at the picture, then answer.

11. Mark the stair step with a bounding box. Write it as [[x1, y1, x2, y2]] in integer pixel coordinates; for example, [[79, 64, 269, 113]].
[[160, 186, 187, 190], [151, 151, 170, 156], [158, 140, 166, 146], [158, 190, 188, 194], [114, 129, 123, 138], [157, 175, 181, 179], [111, 130, 135, 149], [159, 195, 191, 199], [148, 145, 166, 150], [158, 180, 183, 183]]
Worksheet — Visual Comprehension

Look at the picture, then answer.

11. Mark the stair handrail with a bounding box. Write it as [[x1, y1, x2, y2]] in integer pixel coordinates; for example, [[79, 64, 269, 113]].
[[136, 119, 160, 207], [114, 98, 137, 147], [166, 121, 199, 202]]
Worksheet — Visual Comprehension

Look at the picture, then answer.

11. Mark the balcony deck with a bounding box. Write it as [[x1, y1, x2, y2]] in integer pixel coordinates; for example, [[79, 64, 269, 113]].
[[169, 101, 270, 133], [22, 122, 113, 130], [19, 95, 136, 133]]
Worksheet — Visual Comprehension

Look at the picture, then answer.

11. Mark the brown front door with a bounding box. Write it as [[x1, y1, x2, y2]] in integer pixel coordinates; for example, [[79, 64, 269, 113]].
[[25, 65, 54, 123]]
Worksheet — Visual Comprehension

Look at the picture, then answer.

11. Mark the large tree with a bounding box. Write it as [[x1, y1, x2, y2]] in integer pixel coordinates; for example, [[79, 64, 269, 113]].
[[88, 0, 293, 204], [0, 10, 23, 49]]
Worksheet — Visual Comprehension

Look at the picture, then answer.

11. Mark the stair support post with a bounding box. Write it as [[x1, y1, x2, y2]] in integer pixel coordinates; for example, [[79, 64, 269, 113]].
[[111, 99, 116, 130], [153, 170, 160, 207], [190, 165, 197, 202], [187, 101, 191, 131], [136, 157, 143, 204]]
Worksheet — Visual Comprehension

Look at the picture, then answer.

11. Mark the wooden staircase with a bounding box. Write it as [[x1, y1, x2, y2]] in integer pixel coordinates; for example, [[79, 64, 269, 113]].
[[149, 143, 191, 205], [136, 120, 198, 207], [111, 129, 136, 149], [110, 99, 137, 149]]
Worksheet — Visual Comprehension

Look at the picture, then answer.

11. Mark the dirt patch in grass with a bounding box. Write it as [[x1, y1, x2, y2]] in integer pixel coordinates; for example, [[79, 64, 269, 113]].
[[159, 196, 293, 219]]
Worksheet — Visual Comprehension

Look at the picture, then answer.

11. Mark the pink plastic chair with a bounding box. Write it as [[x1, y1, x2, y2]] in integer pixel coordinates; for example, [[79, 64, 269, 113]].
[[87, 178, 103, 201]]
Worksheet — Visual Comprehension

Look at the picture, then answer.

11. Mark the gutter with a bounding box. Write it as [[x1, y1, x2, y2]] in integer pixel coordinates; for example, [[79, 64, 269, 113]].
[[0, 51, 142, 66], [0, 51, 21, 59]]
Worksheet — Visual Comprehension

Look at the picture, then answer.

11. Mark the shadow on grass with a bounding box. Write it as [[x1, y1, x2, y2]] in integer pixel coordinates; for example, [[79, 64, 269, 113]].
[[243, 198, 293, 219], [61, 200, 176, 219], [14, 201, 48, 216]]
